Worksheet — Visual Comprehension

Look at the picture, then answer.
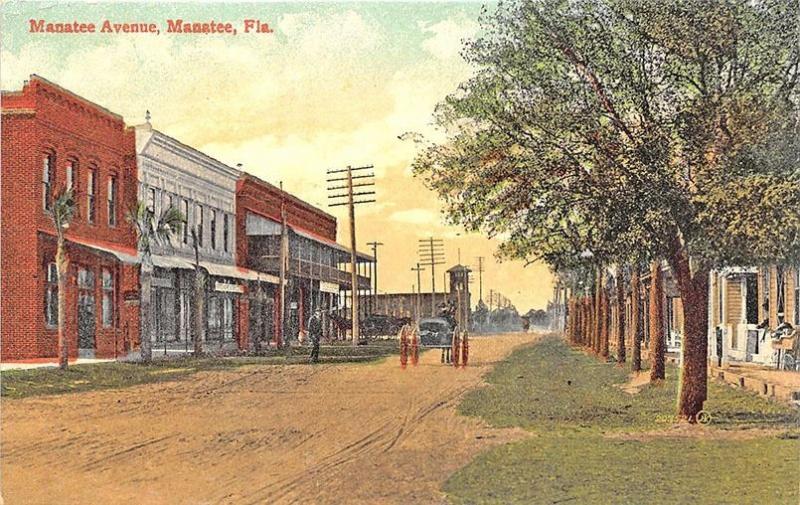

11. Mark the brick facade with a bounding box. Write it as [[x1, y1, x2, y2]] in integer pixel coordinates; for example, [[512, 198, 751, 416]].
[[1, 75, 139, 361]]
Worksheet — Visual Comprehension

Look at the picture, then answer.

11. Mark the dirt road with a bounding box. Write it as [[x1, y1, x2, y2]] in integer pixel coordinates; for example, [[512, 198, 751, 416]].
[[1, 333, 536, 505]]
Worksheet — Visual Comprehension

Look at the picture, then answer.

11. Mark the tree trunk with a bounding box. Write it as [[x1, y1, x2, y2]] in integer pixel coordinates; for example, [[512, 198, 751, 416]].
[[594, 269, 602, 355], [193, 267, 206, 355], [631, 268, 642, 372], [601, 287, 611, 359], [649, 261, 665, 381], [668, 243, 710, 421], [140, 262, 153, 363], [56, 234, 69, 370], [615, 269, 626, 364]]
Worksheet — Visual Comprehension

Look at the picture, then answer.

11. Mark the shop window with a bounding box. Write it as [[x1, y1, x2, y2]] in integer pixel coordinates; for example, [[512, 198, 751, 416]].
[[223, 297, 234, 340], [107, 177, 117, 226], [78, 267, 95, 289], [102, 269, 114, 327], [44, 262, 58, 327], [42, 152, 54, 211], [208, 297, 220, 339]]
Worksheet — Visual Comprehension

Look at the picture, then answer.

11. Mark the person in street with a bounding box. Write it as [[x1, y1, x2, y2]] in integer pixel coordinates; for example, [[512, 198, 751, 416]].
[[307, 308, 323, 363]]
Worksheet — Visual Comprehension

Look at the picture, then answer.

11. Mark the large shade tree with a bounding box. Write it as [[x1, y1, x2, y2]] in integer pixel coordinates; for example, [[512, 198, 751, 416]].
[[412, 0, 799, 419]]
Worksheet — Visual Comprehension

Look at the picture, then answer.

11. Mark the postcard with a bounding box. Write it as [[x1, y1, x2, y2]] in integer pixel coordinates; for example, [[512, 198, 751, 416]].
[[1, 1, 798, 504]]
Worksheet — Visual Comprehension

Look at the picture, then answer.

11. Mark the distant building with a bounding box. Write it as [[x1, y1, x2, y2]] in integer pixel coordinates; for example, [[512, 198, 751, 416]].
[[371, 264, 472, 328]]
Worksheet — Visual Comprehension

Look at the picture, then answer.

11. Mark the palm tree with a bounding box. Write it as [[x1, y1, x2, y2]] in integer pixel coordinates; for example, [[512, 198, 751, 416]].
[[128, 202, 185, 363], [50, 188, 76, 370]]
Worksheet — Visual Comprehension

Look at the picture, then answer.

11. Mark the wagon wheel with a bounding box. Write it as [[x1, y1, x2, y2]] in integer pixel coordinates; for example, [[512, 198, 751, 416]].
[[451, 326, 461, 367]]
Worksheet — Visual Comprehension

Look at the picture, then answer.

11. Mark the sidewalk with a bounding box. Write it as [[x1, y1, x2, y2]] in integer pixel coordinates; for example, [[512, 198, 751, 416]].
[[708, 361, 800, 404], [1, 358, 115, 371]]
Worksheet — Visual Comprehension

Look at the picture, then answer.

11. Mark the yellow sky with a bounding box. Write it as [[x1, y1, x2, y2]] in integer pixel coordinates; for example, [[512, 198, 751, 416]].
[[1, 3, 554, 310]]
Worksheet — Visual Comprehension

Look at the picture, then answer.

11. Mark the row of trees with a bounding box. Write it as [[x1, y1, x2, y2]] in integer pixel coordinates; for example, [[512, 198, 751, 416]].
[[564, 262, 665, 380], [49, 187, 186, 369], [411, 0, 799, 420]]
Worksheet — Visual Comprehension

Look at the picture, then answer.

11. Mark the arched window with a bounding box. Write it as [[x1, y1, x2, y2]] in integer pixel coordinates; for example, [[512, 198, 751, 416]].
[[42, 152, 55, 211], [87, 166, 97, 223], [107, 175, 117, 226]]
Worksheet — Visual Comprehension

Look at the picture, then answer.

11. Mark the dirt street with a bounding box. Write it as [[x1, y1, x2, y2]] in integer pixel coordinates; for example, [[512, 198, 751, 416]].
[[1, 333, 536, 505]]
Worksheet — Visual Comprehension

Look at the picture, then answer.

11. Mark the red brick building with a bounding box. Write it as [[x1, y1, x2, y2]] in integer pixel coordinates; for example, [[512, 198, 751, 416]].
[[2, 75, 140, 361], [236, 174, 372, 345]]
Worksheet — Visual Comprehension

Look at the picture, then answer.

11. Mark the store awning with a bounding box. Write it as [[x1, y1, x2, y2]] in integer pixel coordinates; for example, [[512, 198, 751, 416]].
[[70, 236, 140, 264], [200, 261, 279, 284], [152, 255, 194, 270]]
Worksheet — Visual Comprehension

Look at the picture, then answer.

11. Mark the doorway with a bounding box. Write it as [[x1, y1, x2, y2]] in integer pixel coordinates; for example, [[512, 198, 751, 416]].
[[77, 267, 96, 358]]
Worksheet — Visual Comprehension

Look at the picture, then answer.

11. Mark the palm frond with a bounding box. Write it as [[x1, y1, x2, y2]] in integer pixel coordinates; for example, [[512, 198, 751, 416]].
[[154, 206, 186, 247], [50, 187, 76, 231]]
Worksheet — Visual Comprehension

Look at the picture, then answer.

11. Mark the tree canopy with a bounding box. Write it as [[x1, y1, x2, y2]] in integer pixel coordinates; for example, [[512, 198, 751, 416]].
[[412, 0, 800, 275]]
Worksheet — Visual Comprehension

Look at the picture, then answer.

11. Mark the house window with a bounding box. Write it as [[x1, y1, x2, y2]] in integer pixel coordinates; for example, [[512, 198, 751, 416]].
[[182, 200, 189, 244], [197, 205, 204, 247], [717, 276, 724, 325], [44, 263, 58, 327], [223, 214, 229, 253], [107, 177, 117, 226], [43, 153, 54, 211], [147, 188, 156, 213], [102, 269, 114, 327], [210, 210, 217, 250], [762, 268, 771, 322], [87, 168, 97, 223], [744, 274, 758, 325]]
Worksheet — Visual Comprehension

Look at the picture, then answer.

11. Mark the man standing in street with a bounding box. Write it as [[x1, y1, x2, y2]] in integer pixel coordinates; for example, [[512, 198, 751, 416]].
[[307, 308, 323, 363]]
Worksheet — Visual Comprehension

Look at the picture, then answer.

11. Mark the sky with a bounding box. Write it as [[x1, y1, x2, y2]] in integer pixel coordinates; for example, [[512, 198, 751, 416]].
[[1, 1, 555, 311]]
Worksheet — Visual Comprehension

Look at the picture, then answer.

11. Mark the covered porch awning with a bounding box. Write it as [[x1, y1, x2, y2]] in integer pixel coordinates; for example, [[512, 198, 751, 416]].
[[290, 226, 374, 263]]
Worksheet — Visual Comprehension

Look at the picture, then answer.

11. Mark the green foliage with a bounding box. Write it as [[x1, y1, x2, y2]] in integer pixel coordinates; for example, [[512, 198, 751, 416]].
[[411, 0, 800, 278], [1, 343, 399, 399], [127, 201, 186, 262], [50, 187, 76, 232], [459, 336, 798, 432], [446, 337, 800, 504]]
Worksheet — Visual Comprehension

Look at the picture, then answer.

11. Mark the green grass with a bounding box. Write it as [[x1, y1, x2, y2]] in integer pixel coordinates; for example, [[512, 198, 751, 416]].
[[445, 336, 800, 505], [1, 341, 398, 400]]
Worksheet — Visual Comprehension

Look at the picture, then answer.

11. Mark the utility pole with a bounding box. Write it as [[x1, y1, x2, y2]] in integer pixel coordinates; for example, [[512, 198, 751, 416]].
[[367, 241, 383, 315], [278, 181, 288, 348], [475, 256, 484, 303], [327, 165, 375, 346], [418, 237, 444, 317], [411, 262, 425, 320], [489, 289, 494, 311]]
